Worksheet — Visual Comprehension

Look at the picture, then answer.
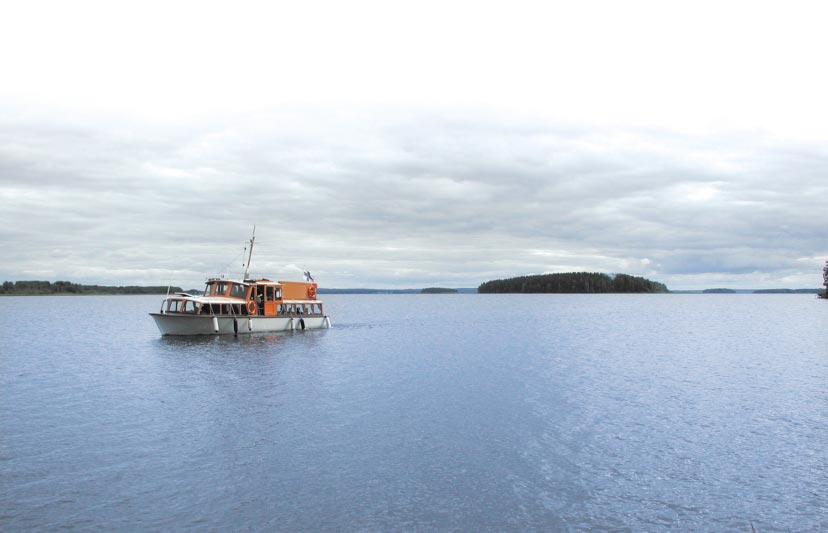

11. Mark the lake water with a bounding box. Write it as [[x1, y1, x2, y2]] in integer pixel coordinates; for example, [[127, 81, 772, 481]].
[[1, 294, 827, 530]]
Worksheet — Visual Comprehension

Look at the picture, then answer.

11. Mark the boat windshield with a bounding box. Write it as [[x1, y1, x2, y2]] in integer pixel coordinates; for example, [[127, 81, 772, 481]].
[[202, 281, 247, 299], [203, 281, 228, 296], [229, 283, 247, 299], [167, 298, 200, 314]]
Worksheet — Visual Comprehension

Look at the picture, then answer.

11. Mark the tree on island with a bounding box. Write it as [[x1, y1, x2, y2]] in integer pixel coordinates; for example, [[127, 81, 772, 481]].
[[822, 259, 828, 298]]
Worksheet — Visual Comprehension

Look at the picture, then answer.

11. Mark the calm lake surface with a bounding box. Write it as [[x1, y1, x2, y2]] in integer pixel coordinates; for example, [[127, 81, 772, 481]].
[[2, 294, 827, 531]]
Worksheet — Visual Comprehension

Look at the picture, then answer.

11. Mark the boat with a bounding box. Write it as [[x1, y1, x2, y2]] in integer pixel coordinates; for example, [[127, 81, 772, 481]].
[[149, 230, 331, 335]]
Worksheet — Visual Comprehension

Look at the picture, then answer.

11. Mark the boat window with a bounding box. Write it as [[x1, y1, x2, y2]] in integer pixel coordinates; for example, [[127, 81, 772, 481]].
[[230, 284, 246, 299], [168, 300, 181, 313], [214, 282, 228, 296], [275, 288, 282, 299]]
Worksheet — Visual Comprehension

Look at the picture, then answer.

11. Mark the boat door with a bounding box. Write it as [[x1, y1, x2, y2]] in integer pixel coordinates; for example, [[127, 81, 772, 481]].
[[263, 285, 280, 316]]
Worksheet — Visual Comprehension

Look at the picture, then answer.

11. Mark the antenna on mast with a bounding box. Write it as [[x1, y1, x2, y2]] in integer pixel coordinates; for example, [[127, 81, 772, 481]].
[[242, 225, 256, 279]]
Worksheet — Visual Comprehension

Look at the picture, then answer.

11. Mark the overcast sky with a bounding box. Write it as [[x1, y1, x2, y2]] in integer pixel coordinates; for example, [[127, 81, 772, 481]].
[[1, 1, 826, 290]]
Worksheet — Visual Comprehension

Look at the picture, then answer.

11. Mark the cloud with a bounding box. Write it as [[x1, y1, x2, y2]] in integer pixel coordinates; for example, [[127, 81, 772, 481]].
[[2, 1, 828, 289], [1, 106, 826, 290]]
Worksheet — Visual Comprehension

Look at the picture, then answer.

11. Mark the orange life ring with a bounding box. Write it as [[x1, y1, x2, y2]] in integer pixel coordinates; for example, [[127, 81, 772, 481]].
[[308, 286, 317, 299], [247, 301, 256, 314]]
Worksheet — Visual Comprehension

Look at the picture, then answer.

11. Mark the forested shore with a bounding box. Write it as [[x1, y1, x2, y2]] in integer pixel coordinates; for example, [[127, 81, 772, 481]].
[[0, 280, 181, 296], [478, 272, 668, 293]]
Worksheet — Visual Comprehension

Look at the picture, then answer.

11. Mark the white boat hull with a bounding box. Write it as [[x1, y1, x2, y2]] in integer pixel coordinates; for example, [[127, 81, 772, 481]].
[[150, 313, 331, 336]]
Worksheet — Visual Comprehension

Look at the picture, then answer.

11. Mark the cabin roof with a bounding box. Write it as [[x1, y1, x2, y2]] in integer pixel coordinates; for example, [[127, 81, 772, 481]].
[[206, 278, 247, 285], [172, 295, 248, 304], [205, 278, 283, 287], [168, 295, 320, 304]]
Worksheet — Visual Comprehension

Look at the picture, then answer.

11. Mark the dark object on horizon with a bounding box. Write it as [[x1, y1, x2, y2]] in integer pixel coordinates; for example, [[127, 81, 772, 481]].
[[478, 272, 668, 294], [0, 280, 181, 296], [703, 288, 737, 294], [421, 287, 459, 294]]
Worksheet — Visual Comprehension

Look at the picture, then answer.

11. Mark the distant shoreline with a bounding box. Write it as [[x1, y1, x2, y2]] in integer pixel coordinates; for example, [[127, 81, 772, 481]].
[[2, 280, 824, 296], [0, 292, 176, 297], [0, 281, 181, 296]]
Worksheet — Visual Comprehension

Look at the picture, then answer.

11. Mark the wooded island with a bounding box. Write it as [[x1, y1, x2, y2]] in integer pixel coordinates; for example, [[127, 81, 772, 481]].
[[478, 272, 668, 293], [0, 280, 181, 296]]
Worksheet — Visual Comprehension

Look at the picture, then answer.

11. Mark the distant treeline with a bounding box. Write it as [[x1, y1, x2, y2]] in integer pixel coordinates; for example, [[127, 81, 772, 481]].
[[421, 287, 459, 294], [0, 280, 181, 296], [478, 272, 669, 294], [318, 288, 475, 294], [702, 288, 825, 294], [753, 288, 824, 294], [753, 289, 825, 294], [318, 288, 422, 295]]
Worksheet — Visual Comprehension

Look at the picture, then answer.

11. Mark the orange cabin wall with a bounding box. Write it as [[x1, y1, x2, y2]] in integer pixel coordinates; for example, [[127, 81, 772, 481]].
[[278, 281, 317, 300]]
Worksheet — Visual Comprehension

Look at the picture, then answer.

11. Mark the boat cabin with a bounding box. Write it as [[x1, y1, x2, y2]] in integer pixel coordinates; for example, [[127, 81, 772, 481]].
[[159, 278, 322, 317]]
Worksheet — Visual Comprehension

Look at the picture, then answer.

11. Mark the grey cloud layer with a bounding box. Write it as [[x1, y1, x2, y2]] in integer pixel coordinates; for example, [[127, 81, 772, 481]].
[[0, 109, 825, 289]]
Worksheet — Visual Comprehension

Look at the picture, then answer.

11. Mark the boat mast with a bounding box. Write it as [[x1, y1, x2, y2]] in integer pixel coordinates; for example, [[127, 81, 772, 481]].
[[243, 225, 256, 280]]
